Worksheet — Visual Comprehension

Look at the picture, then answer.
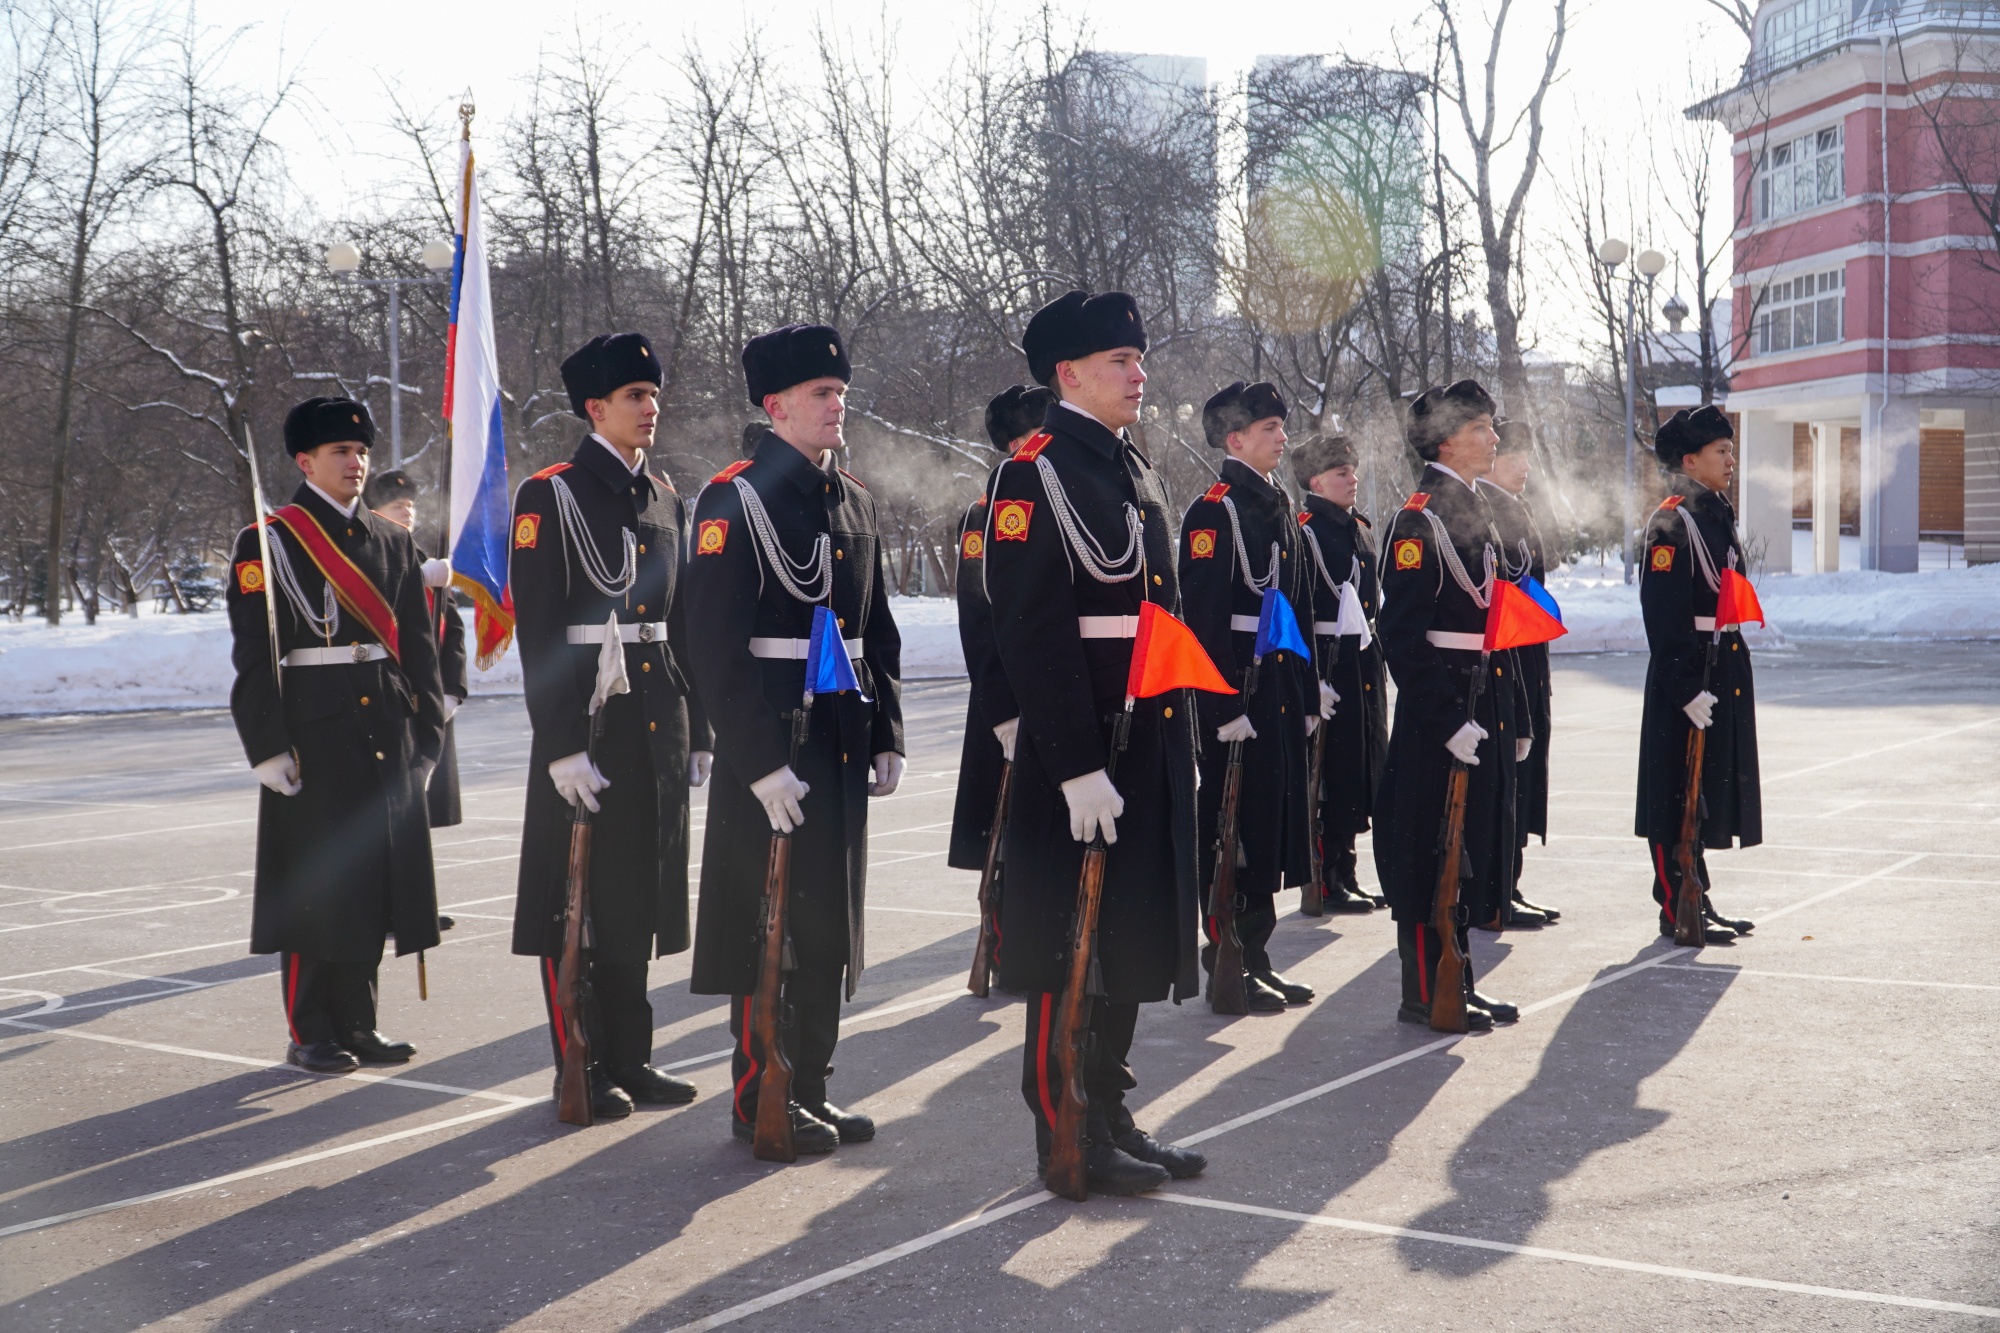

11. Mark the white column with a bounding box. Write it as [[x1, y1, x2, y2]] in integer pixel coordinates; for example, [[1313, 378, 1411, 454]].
[[1736, 409, 1793, 574], [1810, 423, 1841, 573], [1860, 394, 1921, 572], [1965, 402, 2000, 565]]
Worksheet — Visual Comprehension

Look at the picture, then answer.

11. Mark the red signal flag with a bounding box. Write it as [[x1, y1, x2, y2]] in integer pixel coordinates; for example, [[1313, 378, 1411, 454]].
[[1127, 601, 1235, 699], [1716, 568, 1767, 628], [1483, 578, 1568, 652]]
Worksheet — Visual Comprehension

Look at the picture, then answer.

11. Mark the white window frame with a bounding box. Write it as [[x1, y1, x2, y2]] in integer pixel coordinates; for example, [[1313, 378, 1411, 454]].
[[1761, 0, 1846, 68], [1752, 268, 1846, 356], [1756, 123, 1845, 222]]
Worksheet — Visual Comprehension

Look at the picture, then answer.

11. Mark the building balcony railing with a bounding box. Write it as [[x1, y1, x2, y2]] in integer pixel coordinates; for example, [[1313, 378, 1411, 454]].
[[1734, 3, 2000, 89]]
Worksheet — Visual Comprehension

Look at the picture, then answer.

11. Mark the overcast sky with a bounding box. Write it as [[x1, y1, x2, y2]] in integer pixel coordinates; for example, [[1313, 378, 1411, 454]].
[[198, 0, 1752, 359]]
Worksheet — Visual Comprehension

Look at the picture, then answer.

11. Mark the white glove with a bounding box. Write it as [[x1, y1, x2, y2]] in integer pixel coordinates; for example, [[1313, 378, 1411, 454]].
[[442, 695, 462, 723], [1216, 715, 1258, 744], [1060, 768, 1125, 844], [549, 751, 609, 812], [1684, 690, 1717, 731], [254, 752, 302, 796], [750, 765, 810, 833], [687, 751, 712, 788], [1318, 681, 1338, 720], [993, 717, 1019, 762], [1304, 715, 1319, 737], [868, 751, 905, 797], [421, 557, 452, 588], [1516, 737, 1533, 763], [1445, 720, 1488, 766]]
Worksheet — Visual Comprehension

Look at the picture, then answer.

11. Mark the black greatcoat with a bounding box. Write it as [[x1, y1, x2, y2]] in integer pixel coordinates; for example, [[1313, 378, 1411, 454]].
[[1177, 457, 1315, 897], [226, 484, 446, 962], [507, 437, 709, 964], [686, 432, 904, 999], [425, 573, 467, 829], [1634, 482, 1763, 848], [983, 405, 1200, 1004], [1478, 480, 1552, 842], [948, 476, 1011, 870], [1371, 466, 1529, 925], [1300, 494, 1388, 840]]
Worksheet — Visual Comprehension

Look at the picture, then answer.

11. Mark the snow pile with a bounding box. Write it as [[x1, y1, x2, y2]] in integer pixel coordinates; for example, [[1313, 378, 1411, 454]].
[[1753, 563, 2000, 642], [890, 595, 964, 678]]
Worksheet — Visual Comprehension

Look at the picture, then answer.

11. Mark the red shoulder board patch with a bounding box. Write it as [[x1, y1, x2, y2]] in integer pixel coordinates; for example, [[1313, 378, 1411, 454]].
[[1355, 512, 1373, 529], [1298, 511, 1311, 526], [709, 459, 753, 485], [993, 499, 1034, 541], [529, 462, 573, 481], [1659, 495, 1684, 509], [1015, 431, 1054, 461], [1403, 492, 1430, 511], [652, 471, 676, 493], [972, 493, 988, 507], [838, 466, 867, 489], [1202, 482, 1230, 503]]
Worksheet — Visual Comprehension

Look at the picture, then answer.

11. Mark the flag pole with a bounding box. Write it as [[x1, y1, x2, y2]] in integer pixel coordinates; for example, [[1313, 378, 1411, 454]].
[[439, 92, 475, 560]]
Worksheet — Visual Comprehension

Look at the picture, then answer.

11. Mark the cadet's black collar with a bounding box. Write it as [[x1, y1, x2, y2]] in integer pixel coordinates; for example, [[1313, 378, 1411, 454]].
[[1304, 492, 1352, 524], [1422, 460, 1479, 494], [292, 482, 366, 529], [754, 429, 836, 497], [1219, 455, 1285, 506], [1042, 398, 1125, 461]]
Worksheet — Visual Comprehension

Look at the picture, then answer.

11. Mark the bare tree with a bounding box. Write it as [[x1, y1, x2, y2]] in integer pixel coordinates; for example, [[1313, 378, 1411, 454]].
[[1696, 0, 1754, 40]]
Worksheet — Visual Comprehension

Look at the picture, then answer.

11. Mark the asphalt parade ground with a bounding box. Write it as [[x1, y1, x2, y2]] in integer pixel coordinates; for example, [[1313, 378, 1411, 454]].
[[3, 642, 1999, 1332]]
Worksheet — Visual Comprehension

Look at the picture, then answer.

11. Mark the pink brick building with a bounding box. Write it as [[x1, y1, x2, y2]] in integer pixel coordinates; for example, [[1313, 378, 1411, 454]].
[[1693, 0, 2000, 571]]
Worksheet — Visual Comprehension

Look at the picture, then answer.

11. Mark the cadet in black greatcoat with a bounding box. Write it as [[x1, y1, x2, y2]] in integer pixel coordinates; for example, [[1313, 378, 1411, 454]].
[[1476, 421, 1561, 929], [1372, 381, 1529, 1029], [1178, 381, 1320, 1010], [1636, 406, 1761, 943], [983, 290, 1206, 1196], [226, 398, 445, 1074], [687, 323, 905, 1155], [1292, 433, 1388, 913], [948, 384, 1054, 875], [364, 470, 466, 833], [509, 333, 711, 1121]]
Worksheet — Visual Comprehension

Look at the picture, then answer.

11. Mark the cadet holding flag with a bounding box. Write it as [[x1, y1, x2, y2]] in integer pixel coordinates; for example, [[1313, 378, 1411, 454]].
[[1637, 406, 1761, 945], [982, 290, 1207, 1197], [1293, 432, 1388, 914], [1372, 381, 1531, 1030], [687, 323, 904, 1155], [226, 398, 445, 1073], [1178, 381, 1320, 1012], [508, 332, 711, 1123]]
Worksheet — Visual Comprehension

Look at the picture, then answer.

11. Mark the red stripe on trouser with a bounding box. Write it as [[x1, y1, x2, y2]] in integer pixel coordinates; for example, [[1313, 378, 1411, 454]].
[[284, 954, 302, 1044], [545, 958, 567, 1058], [1034, 993, 1058, 1129], [1415, 929, 1430, 1005], [1654, 845, 1676, 924], [733, 996, 760, 1122]]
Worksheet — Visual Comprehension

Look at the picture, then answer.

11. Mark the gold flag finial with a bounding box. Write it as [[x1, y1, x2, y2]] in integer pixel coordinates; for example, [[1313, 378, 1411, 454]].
[[458, 90, 475, 140]]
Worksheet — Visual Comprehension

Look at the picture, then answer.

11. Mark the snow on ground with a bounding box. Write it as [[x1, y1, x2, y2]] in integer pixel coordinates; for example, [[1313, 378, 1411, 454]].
[[0, 595, 968, 716]]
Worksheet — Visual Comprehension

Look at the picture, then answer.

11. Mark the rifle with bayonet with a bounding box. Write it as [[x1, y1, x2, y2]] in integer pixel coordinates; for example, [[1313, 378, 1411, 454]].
[[1299, 633, 1339, 919], [1206, 661, 1259, 1017], [1428, 650, 1490, 1033], [1672, 627, 1723, 948], [752, 703, 813, 1161], [967, 757, 1011, 998]]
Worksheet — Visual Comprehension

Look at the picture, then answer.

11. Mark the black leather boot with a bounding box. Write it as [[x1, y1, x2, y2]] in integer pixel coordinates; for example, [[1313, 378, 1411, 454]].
[[804, 1102, 875, 1143], [1084, 1140, 1171, 1195], [287, 1040, 360, 1074], [612, 1064, 698, 1105], [1704, 895, 1754, 934], [343, 1031, 416, 1064], [732, 1102, 839, 1153], [1250, 969, 1314, 1004]]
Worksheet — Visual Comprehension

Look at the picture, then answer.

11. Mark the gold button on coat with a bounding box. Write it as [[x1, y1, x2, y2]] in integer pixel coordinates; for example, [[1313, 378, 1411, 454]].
[[359, 696, 370, 706], [642, 662, 651, 673]]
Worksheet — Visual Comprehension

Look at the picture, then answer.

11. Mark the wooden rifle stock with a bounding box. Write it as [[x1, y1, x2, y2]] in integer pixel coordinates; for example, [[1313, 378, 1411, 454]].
[[752, 707, 810, 1163], [967, 760, 1012, 997], [1300, 639, 1337, 918], [1047, 704, 1132, 1203], [555, 798, 595, 1126], [1207, 749, 1249, 1016], [1672, 632, 1722, 948], [1428, 651, 1490, 1034]]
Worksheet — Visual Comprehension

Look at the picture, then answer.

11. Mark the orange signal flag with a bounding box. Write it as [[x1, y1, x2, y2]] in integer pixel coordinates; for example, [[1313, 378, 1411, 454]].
[[1715, 568, 1766, 628], [1483, 578, 1569, 652], [1127, 601, 1236, 699]]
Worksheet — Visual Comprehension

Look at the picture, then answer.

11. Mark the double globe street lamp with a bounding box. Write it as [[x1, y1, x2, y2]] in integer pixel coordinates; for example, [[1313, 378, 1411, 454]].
[[1598, 239, 1668, 584], [325, 239, 456, 468]]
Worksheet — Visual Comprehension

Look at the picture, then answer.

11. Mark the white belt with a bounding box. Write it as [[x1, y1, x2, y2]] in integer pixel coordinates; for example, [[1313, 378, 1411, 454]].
[[1426, 630, 1485, 651], [1077, 616, 1140, 639], [1313, 621, 1340, 636], [1228, 614, 1260, 633], [567, 621, 669, 646], [282, 643, 387, 667], [1693, 617, 1740, 633], [749, 635, 865, 661]]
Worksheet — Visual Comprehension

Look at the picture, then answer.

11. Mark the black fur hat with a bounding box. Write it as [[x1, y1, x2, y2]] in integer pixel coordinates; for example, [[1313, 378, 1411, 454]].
[[984, 385, 1055, 449], [1290, 432, 1356, 482], [1653, 404, 1734, 470], [283, 397, 375, 456], [742, 324, 851, 407], [363, 469, 417, 506], [561, 332, 663, 419], [1406, 379, 1498, 460], [1494, 418, 1536, 456], [1021, 290, 1148, 387], [1202, 381, 1289, 449]]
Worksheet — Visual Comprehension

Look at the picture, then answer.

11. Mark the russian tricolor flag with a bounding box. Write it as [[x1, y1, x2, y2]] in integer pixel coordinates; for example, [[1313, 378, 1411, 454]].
[[444, 127, 514, 667]]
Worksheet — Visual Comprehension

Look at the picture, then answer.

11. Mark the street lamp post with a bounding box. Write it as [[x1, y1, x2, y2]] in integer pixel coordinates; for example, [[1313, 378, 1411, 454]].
[[326, 240, 456, 468], [1597, 239, 1667, 584]]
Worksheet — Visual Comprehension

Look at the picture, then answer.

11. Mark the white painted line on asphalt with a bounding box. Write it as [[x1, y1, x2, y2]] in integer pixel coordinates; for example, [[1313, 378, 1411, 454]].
[[1151, 1193, 2000, 1320], [0, 939, 252, 983], [665, 1191, 1053, 1333], [868, 906, 980, 919], [0, 1101, 526, 1241], [0, 888, 244, 934], [1765, 714, 2000, 784], [1550, 832, 2000, 862], [0, 817, 252, 852], [1660, 963, 2000, 993], [1755, 852, 1927, 924]]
